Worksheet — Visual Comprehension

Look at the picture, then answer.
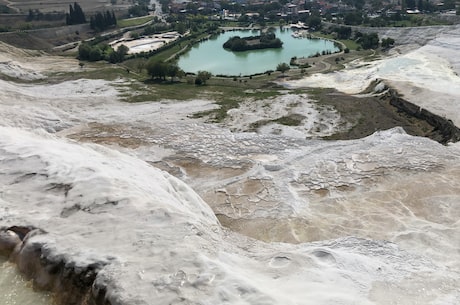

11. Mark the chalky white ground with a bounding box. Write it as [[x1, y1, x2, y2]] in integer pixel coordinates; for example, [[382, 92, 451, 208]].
[[0, 24, 459, 305]]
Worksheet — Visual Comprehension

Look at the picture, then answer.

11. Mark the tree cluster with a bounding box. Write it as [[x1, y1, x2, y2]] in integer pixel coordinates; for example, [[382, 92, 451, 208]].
[[307, 15, 322, 30], [128, 4, 149, 17], [146, 60, 185, 81], [142, 22, 171, 35], [276, 62, 290, 75], [333, 26, 352, 40], [0, 4, 14, 13], [402, 0, 440, 11], [381, 37, 395, 49], [344, 11, 363, 25], [108, 44, 129, 63], [194, 71, 212, 85], [66, 2, 86, 25], [78, 43, 129, 63], [355, 32, 379, 50], [158, 0, 170, 14], [223, 32, 282, 52], [90, 11, 117, 31]]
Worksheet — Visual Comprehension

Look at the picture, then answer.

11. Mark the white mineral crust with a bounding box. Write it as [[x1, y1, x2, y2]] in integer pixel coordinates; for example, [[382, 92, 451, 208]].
[[0, 26, 459, 305]]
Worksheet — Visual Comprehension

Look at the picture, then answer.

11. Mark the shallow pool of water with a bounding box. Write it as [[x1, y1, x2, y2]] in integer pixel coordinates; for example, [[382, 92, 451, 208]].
[[0, 257, 53, 305], [178, 28, 340, 76]]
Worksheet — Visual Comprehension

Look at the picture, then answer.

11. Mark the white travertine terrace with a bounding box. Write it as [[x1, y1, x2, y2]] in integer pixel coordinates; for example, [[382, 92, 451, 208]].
[[0, 25, 459, 305]]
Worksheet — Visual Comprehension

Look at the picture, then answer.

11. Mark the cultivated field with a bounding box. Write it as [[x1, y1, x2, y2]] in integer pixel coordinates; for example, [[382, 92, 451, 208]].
[[0, 0, 131, 13]]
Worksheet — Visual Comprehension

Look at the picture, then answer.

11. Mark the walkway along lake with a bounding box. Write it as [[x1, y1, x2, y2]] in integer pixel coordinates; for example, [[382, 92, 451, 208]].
[[177, 28, 340, 76]]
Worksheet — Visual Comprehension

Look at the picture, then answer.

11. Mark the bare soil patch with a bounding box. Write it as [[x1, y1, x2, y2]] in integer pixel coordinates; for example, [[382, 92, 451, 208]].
[[310, 88, 436, 141]]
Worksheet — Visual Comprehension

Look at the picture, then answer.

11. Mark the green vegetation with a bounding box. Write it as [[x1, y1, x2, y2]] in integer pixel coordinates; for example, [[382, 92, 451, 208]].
[[276, 63, 290, 75], [189, 85, 280, 122], [274, 114, 305, 126], [78, 43, 128, 63], [26, 9, 66, 22], [223, 32, 283, 52], [128, 0, 150, 17], [341, 40, 360, 51], [356, 32, 379, 50], [90, 10, 117, 32], [195, 71, 212, 85], [53, 0, 436, 125], [66, 2, 86, 25], [146, 59, 184, 81], [117, 16, 153, 28], [381, 37, 395, 49], [249, 113, 305, 131], [0, 4, 14, 13]]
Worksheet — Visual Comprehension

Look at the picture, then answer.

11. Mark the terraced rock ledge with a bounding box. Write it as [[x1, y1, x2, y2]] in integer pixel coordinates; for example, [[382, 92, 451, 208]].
[[0, 226, 109, 305], [386, 88, 460, 144]]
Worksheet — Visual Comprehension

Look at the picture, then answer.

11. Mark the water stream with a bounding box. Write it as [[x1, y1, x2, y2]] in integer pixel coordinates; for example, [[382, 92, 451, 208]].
[[0, 257, 53, 305]]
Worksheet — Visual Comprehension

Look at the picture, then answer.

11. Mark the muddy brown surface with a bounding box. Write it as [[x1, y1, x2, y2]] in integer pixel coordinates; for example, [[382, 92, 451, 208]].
[[311, 88, 436, 141]]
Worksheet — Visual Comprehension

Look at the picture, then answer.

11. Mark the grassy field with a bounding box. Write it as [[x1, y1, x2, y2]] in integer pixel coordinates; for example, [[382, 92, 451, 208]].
[[4, 0, 115, 14], [51, 58, 283, 122], [117, 16, 154, 28], [313, 33, 360, 50]]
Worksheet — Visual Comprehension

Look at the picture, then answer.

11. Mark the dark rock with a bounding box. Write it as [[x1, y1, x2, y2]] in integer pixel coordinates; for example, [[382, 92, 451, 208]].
[[387, 89, 460, 144]]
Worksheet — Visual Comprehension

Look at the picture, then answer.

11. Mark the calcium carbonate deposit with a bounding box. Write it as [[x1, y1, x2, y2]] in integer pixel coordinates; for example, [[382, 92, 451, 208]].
[[0, 25, 459, 305]]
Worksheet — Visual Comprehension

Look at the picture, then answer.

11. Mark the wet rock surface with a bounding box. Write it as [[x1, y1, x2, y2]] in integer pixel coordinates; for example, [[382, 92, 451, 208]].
[[1, 24, 460, 305]]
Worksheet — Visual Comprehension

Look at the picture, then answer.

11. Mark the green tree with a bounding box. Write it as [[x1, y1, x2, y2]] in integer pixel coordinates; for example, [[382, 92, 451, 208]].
[[276, 62, 290, 75], [135, 58, 146, 73], [195, 70, 212, 85], [108, 44, 129, 63], [166, 64, 182, 82], [381, 37, 395, 48], [358, 33, 379, 49], [89, 47, 103, 61], [335, 26, 352, 39], [308, 16, 322, 30], [407, 0, 416, 9], [279, 19, 286, 28], [344, 11, 363, 25], [117, 44, 128, 58], [443, 0, 455, 9], [90, 10, 116, 31], [147, 60, 167, 80], [66, 2, 86, 25], [78, 43, 91, 60], [128, 4, 149, 17], [175, 22, 187, 35]]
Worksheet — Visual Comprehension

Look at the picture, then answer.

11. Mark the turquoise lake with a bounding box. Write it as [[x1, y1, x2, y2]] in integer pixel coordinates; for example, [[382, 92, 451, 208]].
[[177, 28, 340, 76]]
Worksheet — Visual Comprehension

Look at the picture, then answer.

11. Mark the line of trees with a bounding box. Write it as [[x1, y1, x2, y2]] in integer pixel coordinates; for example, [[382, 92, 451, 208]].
[[327, 26, 394, 50], [146, 60, 185, 82], [66, 2, 86, 25], [128, 4, 149, 17], [145, 59, 212, 85], [90, 10, 117, 31], [355, 32, 380, 49]]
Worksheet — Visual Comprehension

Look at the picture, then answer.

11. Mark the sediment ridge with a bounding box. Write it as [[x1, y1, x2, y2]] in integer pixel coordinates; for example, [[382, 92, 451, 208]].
[[385, 87, 460, 144]]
